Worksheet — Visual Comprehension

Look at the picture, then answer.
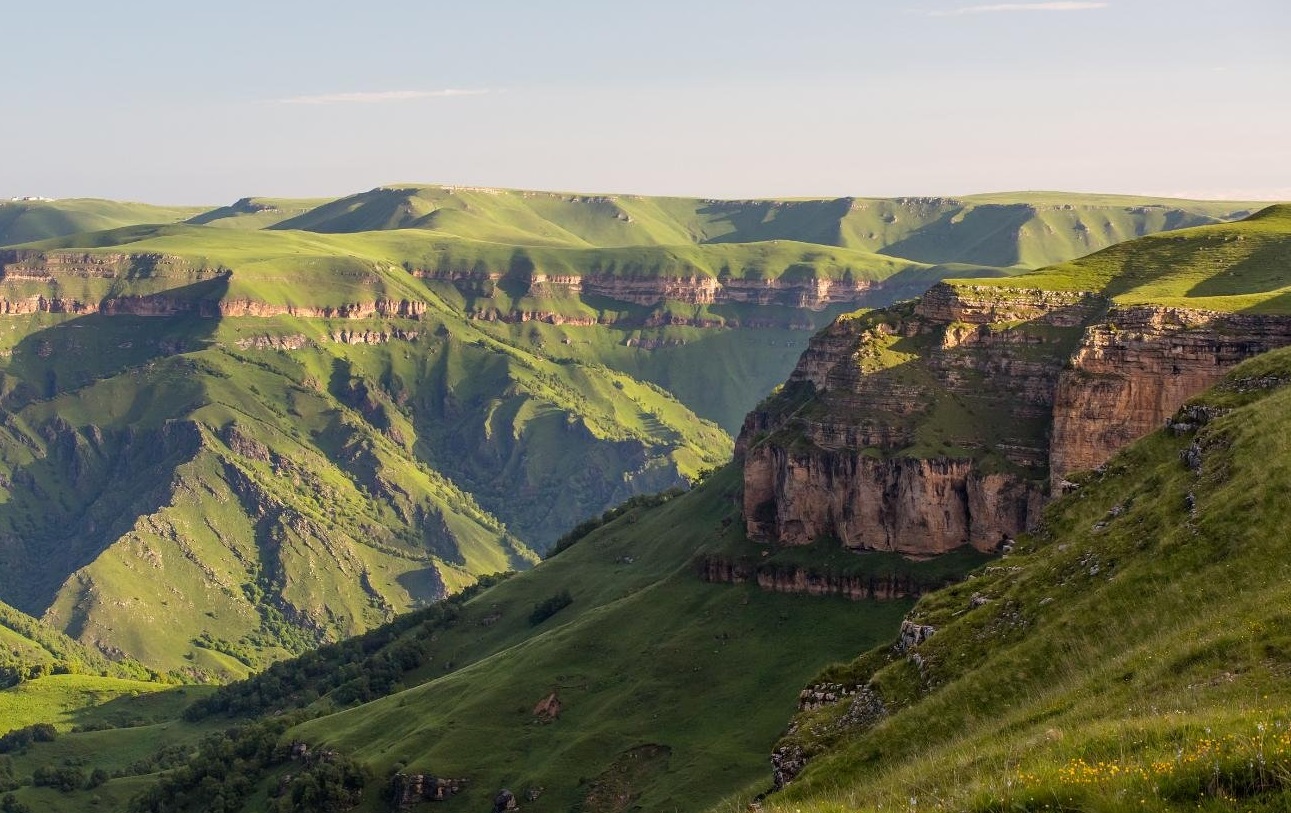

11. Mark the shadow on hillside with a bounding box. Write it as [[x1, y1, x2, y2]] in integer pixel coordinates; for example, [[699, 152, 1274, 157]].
[[0, 276, 229, 618], [0, 275, 230, 411], [1240, 290, 1291, 315], [877, 205, 1032, 268], [1187, 241, 1291, 300], [696, 198, 851, 246]]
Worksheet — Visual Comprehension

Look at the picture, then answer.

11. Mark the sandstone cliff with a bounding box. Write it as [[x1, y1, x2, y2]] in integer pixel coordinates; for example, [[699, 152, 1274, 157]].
[[741, 282, 1291, 556]]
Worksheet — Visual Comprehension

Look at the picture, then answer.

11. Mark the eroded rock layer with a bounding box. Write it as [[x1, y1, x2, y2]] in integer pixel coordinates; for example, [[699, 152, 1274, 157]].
[[741, 282, 1291, 555]]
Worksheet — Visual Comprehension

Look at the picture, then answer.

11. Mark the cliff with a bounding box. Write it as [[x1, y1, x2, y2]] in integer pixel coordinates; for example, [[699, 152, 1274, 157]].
[[416, 268, 915, 326], [741, 281, 1291, 556], [1050, 306, 1291, 487]]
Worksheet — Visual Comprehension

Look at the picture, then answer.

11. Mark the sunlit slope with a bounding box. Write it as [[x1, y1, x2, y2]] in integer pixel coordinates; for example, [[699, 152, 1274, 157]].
[[748, 346, 1291, 813], [0, 305, 728, 673], [955, 203, 1291, 312], [237, 467, 933, 813]]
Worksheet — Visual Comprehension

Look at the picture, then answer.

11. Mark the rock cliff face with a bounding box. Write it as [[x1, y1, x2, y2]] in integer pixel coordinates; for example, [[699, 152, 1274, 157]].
[[696, 555, 941, 601], [1050, 307, 1291, 487], [741, 282, 1291, 556], [417, 268, 885, 309]]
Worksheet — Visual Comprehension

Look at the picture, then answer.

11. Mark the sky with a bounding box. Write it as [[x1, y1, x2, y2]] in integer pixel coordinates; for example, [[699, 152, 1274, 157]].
[[4, 0, 1289, 204]]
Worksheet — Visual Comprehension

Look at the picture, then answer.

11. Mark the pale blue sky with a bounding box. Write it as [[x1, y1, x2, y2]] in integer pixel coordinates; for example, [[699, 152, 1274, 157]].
[[5, 0, 1288, 203]]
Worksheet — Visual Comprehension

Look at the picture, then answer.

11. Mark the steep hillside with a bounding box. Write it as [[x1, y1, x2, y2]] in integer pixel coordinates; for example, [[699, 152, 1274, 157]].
[[752, 345, 1291, 813], [11, 345, 1291, 813], [742, 205, 1291, 557]]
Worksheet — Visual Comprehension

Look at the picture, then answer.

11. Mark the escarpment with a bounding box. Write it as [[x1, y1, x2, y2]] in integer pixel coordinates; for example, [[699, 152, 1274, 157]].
[[741, 281, 1291, 556], [416, 267, 918, 322], [1050, 307, 1291, 487]]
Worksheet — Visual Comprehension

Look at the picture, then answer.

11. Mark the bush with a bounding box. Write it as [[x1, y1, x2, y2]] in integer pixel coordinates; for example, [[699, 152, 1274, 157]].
[[0, 725, 56, 755], [32, 764, 85, 792], [529, 590, 574, 626]]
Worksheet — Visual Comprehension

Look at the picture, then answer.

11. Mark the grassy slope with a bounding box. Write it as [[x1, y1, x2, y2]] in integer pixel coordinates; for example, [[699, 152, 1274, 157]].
[[740, 347, 1291, 813], [0, 199, 206, 247], [954, 204, 1291, 313], [0, 191, 1267, 678]]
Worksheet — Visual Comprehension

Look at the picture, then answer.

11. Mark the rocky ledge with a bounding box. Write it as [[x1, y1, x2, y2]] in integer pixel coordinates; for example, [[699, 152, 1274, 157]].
[[740, 282, 1291, 556]]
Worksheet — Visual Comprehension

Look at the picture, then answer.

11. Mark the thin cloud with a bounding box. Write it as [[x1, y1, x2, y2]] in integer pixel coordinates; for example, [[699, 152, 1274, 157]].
[[926, 2, 1109, 17], [276, 89, 490, 105]]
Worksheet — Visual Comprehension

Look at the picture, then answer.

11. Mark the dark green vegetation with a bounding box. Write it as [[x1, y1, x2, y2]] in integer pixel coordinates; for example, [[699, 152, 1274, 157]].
[[745, 347, 1291, 812], [0, 187, 1247, 674]]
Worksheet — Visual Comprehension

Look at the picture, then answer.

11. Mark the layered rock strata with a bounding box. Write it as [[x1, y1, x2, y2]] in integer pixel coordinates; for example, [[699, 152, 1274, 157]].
[[1050, 307, 1291, 487], [416, 269, 886, 310], [741, 282, 1291, 556]]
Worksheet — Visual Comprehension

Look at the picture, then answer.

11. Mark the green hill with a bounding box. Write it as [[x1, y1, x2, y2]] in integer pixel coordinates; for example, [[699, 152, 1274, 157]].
[[256, 185, 1258, 269], [0, 467, 990, 813], [1, 201, 1289, 812], [0, 199, 206, 247], [0, 188, 1268, 680], [9, 348, 1291, 813]]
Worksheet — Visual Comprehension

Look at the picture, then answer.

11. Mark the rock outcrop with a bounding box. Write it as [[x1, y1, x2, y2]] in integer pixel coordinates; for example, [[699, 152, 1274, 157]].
[[416, 268, 888, 310], [696, 555, 935, 601], [741, 282, 1291, 556], [1049, 307, 1291, 487]]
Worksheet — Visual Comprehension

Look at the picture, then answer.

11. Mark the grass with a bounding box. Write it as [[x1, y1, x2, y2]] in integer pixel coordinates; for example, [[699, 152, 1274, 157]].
[[0, 675, 196, 732], [0, 198, 207, 247], [0, 465, 957, 813], [269, 465, 929, 813]]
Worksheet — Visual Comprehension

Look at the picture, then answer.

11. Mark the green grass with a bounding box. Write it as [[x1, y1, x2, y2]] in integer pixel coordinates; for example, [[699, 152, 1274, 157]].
[[250, 185, 1257, 270], [0, 675, 196, 732], [260, 465, 933, 813], [0, 465, 967, 813], [0, 199, 207, 247], [728, 346, 1291, 813], [0, 189, 1272, 681]]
